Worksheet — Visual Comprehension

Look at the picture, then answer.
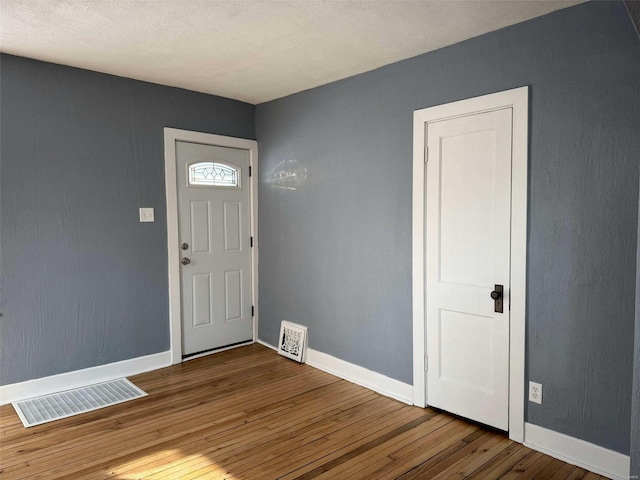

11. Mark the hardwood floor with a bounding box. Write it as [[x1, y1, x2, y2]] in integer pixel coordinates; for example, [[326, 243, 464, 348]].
[[0, 344, 607, 479]]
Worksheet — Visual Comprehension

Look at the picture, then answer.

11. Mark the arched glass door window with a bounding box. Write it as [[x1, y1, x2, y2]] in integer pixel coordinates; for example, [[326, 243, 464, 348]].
[[188, 161, 240, 188]]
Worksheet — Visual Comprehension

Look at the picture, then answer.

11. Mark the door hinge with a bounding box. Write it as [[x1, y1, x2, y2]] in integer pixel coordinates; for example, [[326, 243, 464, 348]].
[[251, 306, 255, 317], [249, 166, 252, 177], [424, 354, 428, 371], [250, 236, 254, 247], [424, 146, 429, 163]]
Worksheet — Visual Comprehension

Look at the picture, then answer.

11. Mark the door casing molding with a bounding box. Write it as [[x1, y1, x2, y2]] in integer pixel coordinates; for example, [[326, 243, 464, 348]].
[[412, 86, 528, 442], [164, 128, 259, 365]]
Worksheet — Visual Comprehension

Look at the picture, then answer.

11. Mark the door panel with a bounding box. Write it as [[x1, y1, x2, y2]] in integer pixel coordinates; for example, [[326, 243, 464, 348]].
[[439, 130, 496, 287], [439, 310, 493, 393], [190, 201, 211, 254], [224, 269, 243, 322], [192, 273, 212, 327], [426, 108, 512, 430], [223, 202, 242, 252], [177, 141, 252, 355]]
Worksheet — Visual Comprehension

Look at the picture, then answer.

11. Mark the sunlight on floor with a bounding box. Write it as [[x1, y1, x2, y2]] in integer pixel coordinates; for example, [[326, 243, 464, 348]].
[[115, 449, 225, 479]]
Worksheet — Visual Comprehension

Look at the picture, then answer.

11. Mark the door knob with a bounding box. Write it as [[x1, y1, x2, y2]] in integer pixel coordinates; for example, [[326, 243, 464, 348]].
[[490, 290, 501, 300], [181, 257, 191, 265]]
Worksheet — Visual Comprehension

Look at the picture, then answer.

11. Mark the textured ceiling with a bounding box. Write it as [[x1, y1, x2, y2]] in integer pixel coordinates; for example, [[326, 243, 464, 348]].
[[0, 1, 584, 104]]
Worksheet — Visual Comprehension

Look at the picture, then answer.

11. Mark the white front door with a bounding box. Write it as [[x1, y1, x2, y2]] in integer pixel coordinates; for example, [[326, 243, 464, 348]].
[[425, 108, 512, 430], [176, 141, 253, 356]]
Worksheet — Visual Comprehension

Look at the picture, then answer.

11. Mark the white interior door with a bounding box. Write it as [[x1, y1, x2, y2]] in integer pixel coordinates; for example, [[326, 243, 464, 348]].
[[425, 108, 512, 430], [176, 141, 253, 356]]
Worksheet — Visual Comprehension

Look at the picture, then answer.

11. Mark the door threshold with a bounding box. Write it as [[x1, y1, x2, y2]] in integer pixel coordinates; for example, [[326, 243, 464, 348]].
[[182, 340, 254, 362]]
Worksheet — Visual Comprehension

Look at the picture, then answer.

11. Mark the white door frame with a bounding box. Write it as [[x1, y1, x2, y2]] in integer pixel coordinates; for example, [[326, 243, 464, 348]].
[[412, 86, 528, 443], [164, 128, 259, 365]]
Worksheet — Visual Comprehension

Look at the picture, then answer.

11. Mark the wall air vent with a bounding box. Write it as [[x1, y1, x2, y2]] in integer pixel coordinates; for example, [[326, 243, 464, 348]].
[[278, 321, 308, 363]]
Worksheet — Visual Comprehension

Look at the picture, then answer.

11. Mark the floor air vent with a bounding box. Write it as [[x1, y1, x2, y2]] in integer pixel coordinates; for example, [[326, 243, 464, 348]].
[[12, 378, 147, 428], [278, 321, 308, 363]]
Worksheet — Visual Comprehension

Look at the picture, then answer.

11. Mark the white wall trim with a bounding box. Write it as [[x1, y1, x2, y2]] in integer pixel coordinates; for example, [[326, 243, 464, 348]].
[[524, 423, 630, 480], [0, 351, 171, 405], [412, 86, 529, 442], [306, 349, 413, 405], [164, 128, 259, 365], [257, 340, 413, 405]]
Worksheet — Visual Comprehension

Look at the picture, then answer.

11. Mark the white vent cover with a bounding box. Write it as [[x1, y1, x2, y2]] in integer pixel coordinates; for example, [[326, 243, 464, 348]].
[[12, 378, 147, 428], [278, 321, 308, 363]]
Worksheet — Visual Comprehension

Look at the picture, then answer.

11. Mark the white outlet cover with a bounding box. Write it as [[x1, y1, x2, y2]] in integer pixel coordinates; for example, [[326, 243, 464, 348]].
[[139, 207, 154, 222], [529, 381, 543, 404]]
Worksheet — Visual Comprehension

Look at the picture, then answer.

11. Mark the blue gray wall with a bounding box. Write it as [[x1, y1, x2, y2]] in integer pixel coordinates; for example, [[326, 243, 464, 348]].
[[0, 54, 255, 385], [633, 179, 640, 477], [626, 1, 640, 38], [256, 1, 640, 455], [629, 1, 640, 473]]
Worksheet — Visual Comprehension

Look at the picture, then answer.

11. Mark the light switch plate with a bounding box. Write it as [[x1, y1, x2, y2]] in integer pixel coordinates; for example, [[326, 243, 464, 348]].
[[139, 208, 154, 222]]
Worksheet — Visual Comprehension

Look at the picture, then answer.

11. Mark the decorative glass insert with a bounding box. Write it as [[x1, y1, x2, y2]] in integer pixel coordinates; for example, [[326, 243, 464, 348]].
[[188, 161, 239, 187]]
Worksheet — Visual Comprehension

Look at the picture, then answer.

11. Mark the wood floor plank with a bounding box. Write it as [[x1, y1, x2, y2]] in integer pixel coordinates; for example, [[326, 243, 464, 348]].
[[225, 407, 436, 477], [287, 413, 460, 480], [532, 458, 570, 480], [497, 450, 547, 480], [31, 384, 338, 478], [582, 473, 603, 480], [548, 464, 581, 480], [186, 407, 424, 478], [430, 432, 512, 479], [289, 417, 453, 479], [247, 410, 444, 480], [392, 429, 495, 480], [120, 394, 392, 480], [0, 351, 299, 450], [138, 395, 398, 479], [510, 452, 554, 480], [356, 423, 476, 480], [464, 442, 531, 479], [80, 384, 377, 479], [0, 344, 604, 480], [2, 370, 338, 478], [566, 467, 589, 479], [174, 400, 421, 480], [314, 415, 489, 480], [275, 405, 439, 480]]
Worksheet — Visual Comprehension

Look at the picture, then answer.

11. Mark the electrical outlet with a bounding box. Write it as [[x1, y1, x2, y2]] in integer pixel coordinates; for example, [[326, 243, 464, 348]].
[[529, 381, 543, 404], [139, 207, 154, 223]]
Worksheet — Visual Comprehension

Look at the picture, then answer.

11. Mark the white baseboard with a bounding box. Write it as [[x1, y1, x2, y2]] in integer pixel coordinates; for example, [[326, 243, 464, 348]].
[[524, 423, 630, 480], [0, 351, 172, 405], [306, 348, 413, 405], [257, 339, 413, 405]]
